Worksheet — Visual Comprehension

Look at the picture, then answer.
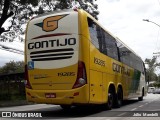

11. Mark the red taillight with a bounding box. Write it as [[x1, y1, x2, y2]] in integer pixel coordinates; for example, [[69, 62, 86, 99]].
[[72, 61, 87, 89], [25, 65, 32, 89]]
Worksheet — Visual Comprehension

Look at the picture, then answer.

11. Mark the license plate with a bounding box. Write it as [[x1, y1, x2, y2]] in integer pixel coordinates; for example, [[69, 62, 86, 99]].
[[45, 93, 56, 98]]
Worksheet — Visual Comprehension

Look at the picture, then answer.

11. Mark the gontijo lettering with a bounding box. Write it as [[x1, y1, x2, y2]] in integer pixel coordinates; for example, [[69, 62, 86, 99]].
[[112, 62, 130, 76], [28, 38, 76, 50]]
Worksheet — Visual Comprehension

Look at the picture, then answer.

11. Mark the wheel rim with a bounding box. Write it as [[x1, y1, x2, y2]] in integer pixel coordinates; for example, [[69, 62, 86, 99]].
[[108, 93, 113, 108]]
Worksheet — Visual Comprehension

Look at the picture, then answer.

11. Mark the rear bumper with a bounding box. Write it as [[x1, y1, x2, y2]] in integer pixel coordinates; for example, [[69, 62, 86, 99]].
[[26, 85, 89, 105]]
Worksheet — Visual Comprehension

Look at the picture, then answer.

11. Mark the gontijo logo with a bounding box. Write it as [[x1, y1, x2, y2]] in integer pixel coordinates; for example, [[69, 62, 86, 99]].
[[35, 14, 68, 32]]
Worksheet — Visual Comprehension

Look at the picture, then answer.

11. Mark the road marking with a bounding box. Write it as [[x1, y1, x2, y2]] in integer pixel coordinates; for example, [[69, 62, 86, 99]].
[[139, 105, 144, 107], [131, 108, 137, 111], [117, 112, 127, 117]]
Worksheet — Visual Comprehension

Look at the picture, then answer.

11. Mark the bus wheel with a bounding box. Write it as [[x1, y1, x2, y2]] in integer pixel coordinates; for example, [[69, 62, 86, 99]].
[[138, 96, 143, 101], [105, 89, 114, 110], [138, 88, 144, 101], [116, 87, 123, 108], [60, 105, 71, 110]]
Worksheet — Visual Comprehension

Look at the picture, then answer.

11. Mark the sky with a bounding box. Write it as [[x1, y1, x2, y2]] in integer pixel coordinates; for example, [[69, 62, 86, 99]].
[[96, 0, 160, 60], [0, 0, 160, 67]]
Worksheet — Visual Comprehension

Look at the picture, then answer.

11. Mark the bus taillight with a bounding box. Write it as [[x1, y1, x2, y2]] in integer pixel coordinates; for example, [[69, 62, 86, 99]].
[[25, 65, 32, 89], [72, 61, 87, 89]]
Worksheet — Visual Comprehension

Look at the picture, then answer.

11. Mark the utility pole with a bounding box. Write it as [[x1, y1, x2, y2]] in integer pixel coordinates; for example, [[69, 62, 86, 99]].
[[143, 19, 160, 57]]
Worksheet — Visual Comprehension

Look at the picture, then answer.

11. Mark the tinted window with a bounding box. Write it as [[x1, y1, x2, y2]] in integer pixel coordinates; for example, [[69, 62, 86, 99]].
[[117, 40, 144, 72], [88, 18, 99, 49], [104, 32, 118, 60], [88, 17, 119, 61]]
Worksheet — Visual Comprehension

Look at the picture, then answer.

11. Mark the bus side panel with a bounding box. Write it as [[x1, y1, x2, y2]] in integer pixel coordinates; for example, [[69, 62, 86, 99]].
[[78, 10, 91, 104], [89, 42, 108, 104], [89, 70, 103, 103]]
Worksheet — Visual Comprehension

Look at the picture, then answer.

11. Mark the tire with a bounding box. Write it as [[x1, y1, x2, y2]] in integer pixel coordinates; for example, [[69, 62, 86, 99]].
[[138, 96, 143, 101], [60, 105, 71, 110], [104, 89, 114, 110], [138, 88, 144, 101], [116, 87, 123, 108]]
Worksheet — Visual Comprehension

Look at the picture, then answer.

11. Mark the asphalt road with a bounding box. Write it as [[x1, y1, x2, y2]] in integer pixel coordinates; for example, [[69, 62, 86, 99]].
[[0, 94, 160, 120]]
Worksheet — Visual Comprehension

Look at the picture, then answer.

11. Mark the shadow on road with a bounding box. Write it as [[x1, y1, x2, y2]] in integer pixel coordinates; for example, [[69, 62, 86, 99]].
[[32, 105, 105, 118], [122, 99, 139, 106], [30, 99, 140, 118]]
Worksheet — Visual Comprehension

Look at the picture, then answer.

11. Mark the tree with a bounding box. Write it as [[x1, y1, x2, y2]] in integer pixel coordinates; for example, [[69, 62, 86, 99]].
[[0, 0, 99, 42], [145, 56, 160, 82], [0, 61, 24, 74]]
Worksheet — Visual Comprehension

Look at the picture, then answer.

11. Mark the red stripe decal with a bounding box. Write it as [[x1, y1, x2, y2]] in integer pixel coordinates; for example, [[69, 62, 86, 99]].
[[32, 33, 71, 40]]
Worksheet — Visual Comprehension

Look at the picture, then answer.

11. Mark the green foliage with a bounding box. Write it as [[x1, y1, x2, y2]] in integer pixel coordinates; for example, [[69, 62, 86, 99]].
[[148, 82, 160, 88], [145, 56, 160, 82], [0, 80, 26, 101], [145, 57, 157, 73], [0, 61, 24, 74], [153, 82, 160, 88]]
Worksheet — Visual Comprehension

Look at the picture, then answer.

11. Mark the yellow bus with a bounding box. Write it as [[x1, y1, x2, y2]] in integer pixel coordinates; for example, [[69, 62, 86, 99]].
[[25, 9, 147, 109]]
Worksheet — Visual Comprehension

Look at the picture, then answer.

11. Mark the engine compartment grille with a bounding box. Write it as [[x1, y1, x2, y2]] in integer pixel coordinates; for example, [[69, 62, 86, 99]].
[[30, 48, 74, 61]]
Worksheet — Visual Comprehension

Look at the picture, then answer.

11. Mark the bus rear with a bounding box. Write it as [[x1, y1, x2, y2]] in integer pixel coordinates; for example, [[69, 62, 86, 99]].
[[25, 10, 89, 106]]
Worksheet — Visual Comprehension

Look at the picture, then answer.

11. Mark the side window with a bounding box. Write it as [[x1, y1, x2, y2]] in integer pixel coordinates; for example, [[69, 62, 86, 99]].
[[88, 17, 119, 61], [104, 32, 119, 60], [97, 26, 106, 54], [88, 18, 99, 50], [136, 59, 144, 72], [117, 41, 132, 66], [117, 40, 144, 72]]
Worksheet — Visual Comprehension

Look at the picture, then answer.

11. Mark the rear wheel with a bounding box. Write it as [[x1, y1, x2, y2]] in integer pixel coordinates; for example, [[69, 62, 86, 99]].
[[116, 87, 123, 108]]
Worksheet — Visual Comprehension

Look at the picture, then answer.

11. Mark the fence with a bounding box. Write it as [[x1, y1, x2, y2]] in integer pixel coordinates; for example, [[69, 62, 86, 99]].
[[0, 72, 25, 101]]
